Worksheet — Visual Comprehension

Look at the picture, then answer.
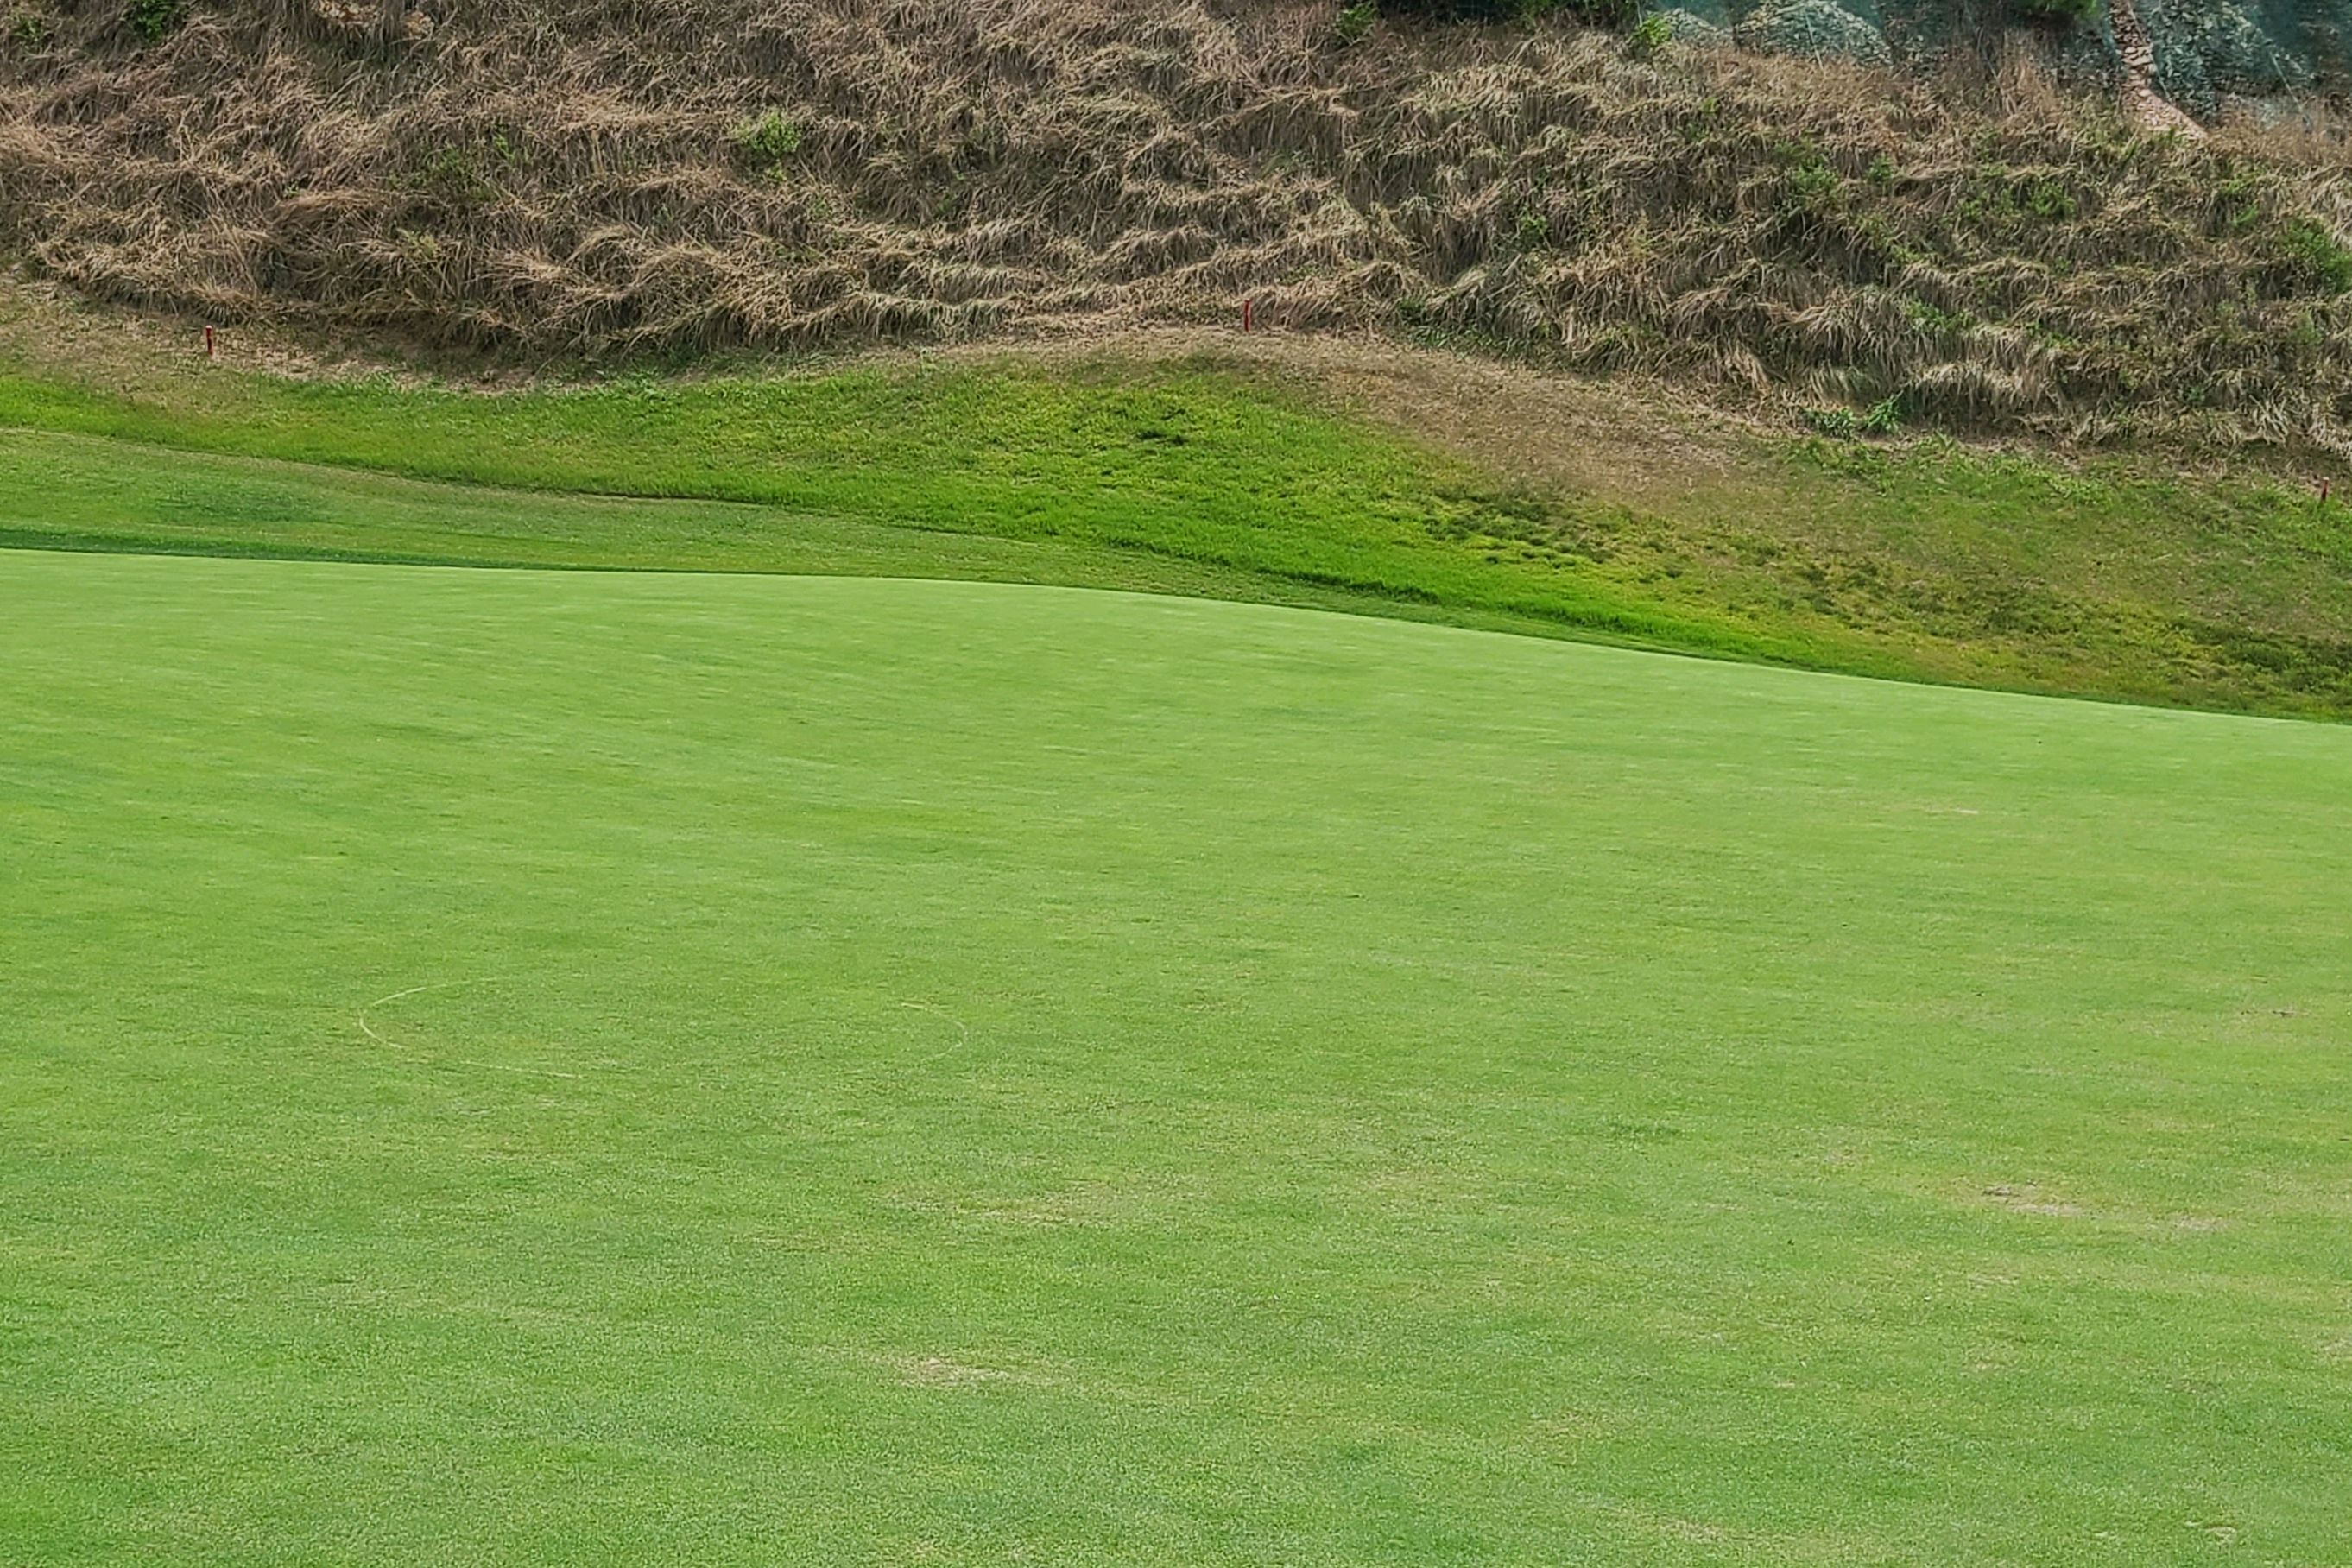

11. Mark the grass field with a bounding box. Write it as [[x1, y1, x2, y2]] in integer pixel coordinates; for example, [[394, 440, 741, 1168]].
[[5, 548, 2350, 1565], [6, 318, 2352, 718]]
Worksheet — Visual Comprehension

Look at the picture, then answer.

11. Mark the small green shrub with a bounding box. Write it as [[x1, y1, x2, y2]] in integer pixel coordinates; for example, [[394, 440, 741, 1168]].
[[1332, 1, 1378, 43], [1628, 10, 1672, 54], [406, 145, 491, 203], [2212, 174, 2266, 236], [2276, 216, 2352, 294], [1957, 169, 2079, 235], [2020, 176, 2077, 222], [9, 11, 53, 47], [1805, 397, 1904, 439], [731, 110, 805, 175], [1900, 297, 1974, 338], [1784, 157, 1842, 213], [125, 0, 184, 43]]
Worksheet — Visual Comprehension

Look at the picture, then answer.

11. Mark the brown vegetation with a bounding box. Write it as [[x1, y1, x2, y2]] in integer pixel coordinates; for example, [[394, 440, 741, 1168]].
[[0, 0, 2348, 455]]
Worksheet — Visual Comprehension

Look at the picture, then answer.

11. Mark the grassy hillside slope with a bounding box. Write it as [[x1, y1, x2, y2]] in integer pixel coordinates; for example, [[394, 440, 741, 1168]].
[[4, 306, 2352, 717], [7, 550, 2350, 1565], [1, 0, 2347, 455]]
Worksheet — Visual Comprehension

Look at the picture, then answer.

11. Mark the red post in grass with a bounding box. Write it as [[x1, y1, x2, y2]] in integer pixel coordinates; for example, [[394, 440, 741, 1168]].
[[1242, 297, 1253, 334], [204, 326, 216, 359]]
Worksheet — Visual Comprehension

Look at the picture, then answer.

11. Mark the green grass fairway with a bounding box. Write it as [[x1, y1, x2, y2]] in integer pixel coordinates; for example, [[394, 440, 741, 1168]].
[[5, 550, 2350, 1565]]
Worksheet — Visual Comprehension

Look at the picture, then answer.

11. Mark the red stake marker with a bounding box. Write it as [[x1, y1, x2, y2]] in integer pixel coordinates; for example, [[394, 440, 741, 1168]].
[[1242, 298, 1253, 333], [204, 326, 216, 359]]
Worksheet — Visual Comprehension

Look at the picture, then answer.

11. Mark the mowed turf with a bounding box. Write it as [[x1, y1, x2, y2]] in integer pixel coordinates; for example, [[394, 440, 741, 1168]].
[[4, 549, 2350, 1566]]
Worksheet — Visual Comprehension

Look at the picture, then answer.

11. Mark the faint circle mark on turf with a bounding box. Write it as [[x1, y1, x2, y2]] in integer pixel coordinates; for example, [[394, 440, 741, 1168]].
[[898, 1000, 971, 1063], [357, 976, 584, 1079]]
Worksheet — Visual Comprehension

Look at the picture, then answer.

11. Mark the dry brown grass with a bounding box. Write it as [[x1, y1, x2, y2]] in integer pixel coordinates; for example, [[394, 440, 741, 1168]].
[[2, 0, 2348, 456]]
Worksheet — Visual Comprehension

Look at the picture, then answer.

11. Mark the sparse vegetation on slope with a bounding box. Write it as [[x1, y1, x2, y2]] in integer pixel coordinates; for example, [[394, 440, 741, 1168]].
[[0, 1, 2346, 455]]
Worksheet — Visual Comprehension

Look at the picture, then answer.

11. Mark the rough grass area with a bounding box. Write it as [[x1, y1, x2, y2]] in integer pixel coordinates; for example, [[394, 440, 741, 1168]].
[[4, 334, 2352, 716], [0, 0, 2347, 455], [4, 550, 2350, 1565]]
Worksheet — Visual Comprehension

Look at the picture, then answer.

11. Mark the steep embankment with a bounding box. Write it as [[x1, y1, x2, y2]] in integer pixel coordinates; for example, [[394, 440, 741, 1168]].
[[0, 0, 2346, 455]]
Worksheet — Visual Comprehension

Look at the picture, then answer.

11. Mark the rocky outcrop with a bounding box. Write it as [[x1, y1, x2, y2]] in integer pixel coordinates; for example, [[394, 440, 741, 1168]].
[[2110, 0, 2207, 135], [1698, 0, 2349, 121], [1735, 0, 1898, 65]]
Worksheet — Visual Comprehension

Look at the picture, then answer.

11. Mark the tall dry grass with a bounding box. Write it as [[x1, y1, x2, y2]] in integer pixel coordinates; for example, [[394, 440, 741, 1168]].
[[1, 0, 2347, 453]]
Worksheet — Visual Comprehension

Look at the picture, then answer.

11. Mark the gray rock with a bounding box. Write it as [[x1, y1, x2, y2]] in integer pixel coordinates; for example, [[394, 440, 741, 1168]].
[[1654, 7, 1734, 45], [1735, 0, 1896, 66]]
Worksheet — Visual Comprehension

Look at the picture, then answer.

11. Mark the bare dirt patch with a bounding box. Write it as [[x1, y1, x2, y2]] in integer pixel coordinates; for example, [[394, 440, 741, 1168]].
[[1981, 1183, 2090, 1219]]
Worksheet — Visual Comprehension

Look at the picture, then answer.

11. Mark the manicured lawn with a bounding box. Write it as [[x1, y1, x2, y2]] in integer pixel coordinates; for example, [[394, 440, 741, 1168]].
[[4, 550, 2348, 1565]]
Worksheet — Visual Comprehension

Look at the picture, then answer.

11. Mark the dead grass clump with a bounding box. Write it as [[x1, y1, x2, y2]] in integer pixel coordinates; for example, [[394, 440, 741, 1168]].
[[0, 0, 2346, 455]]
